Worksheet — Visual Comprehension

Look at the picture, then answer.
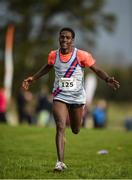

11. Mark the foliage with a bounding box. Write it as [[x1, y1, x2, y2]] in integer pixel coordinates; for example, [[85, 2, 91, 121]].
[[0, 61, 4, 87], [0, 0, 116, 95], [95, 66, 132, 101]]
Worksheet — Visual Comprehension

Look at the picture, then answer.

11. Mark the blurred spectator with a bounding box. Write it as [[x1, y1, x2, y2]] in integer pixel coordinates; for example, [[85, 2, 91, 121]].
[[16, 89, 27, 123], [82, 73, 97, 127], [124, 117, 132, 131], [36, 86, 52, 126], [0, 87, 7, 123], [92, 99, 107, 128], [16, 89, 36, 124], [24, 90, 36, 124]]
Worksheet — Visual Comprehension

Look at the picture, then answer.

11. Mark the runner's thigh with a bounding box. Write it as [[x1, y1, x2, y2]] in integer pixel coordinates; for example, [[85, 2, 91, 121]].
[[52, 100, 68, 126]]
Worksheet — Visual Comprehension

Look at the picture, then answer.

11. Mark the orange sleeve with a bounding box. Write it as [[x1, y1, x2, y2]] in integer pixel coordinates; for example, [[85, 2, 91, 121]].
[[77, 49, 96, 67], [48, 50, 56, 65]]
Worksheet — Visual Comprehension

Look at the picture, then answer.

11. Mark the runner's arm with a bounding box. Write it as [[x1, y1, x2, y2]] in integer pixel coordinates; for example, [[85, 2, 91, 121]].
[[32, 64, 53, 81], [90, 64, 120, 90], [22, 64, 53, 90]]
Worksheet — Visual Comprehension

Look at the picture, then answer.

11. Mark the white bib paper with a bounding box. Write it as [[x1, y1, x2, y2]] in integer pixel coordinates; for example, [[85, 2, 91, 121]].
[[59, 77, 77, 91]]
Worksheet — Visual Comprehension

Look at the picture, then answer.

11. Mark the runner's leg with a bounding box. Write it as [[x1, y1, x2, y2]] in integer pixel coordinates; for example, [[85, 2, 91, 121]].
[[68, 105, 84, 134], [52, 100, 68, 162]]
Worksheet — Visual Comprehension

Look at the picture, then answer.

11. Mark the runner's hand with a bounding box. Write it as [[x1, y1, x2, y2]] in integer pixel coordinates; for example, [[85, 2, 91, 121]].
[[106, 77, 120, 90], [22, 76, 34, 90]]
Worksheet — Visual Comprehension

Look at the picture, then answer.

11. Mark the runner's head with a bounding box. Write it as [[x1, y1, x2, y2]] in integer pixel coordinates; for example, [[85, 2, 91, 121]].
[[59, 27, 75, 39], [59, 27, 75, 52]]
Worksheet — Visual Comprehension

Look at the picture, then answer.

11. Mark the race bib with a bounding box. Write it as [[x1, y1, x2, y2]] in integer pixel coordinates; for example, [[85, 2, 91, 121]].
[[59, 77, 77, 91]]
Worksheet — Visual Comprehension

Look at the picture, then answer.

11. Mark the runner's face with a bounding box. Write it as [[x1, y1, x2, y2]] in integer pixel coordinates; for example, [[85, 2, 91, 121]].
[[59, 31, 73, 50]]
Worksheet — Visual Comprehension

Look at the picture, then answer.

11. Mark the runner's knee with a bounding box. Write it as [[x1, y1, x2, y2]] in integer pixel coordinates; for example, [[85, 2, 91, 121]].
[[56, 121, 65, 133], [72, 128, 80, 134]]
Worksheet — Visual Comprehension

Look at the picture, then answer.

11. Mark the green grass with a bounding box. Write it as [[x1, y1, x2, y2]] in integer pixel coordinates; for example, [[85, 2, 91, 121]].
[[0, 124, 132, 179]]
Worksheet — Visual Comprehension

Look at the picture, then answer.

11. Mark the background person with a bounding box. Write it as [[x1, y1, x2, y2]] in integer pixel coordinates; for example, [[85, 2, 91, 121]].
[[16, 89, 36, 124], [36, 86, 52, 126], [0, 87, 7, 123], [82, 73, 97, 127], [92, 99, 107, 128]]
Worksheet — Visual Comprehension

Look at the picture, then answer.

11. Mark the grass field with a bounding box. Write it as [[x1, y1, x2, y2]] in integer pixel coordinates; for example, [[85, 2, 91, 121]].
[[0, 124, 132, 179]]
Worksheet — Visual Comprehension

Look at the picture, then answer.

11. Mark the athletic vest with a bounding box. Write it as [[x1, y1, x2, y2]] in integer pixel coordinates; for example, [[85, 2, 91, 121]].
[[53, 48, 86, 104]]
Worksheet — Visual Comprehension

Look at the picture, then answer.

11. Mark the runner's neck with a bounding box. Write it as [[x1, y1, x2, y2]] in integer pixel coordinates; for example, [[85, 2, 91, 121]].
[[60, 47, 73, 54]]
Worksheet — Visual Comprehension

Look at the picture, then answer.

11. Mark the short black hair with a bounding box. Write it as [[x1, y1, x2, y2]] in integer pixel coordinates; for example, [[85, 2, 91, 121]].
[[59, 27, 75, 39]]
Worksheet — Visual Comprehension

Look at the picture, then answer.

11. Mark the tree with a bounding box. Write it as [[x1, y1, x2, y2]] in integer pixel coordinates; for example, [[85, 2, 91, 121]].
[[0, 0, 116, 94]]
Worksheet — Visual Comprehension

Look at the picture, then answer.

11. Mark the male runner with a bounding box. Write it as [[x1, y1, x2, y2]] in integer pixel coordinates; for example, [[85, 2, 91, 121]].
[[22, 27, 120, 171]]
